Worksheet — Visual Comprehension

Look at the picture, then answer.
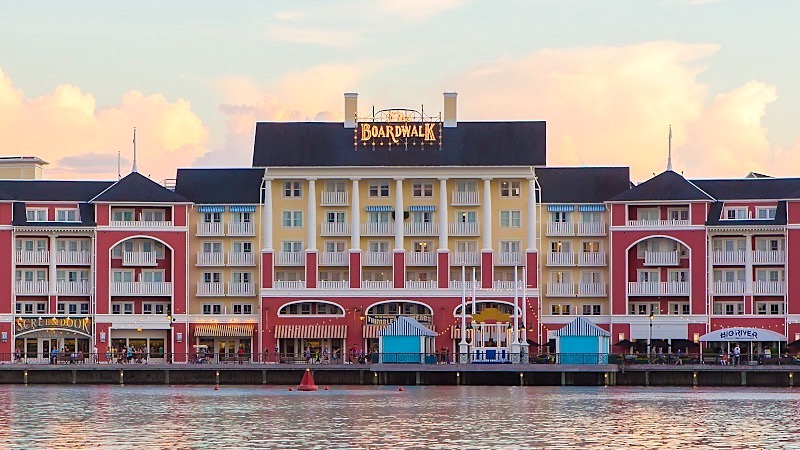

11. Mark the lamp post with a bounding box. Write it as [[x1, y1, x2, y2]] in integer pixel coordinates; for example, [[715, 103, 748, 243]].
[[649, 312, 654, 358]]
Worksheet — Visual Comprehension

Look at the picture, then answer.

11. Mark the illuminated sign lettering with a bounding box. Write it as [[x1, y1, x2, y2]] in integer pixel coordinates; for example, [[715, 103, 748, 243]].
[[359, 123, 437, 144], [15, 317, 92, 335], [355, 108, 442, 149]]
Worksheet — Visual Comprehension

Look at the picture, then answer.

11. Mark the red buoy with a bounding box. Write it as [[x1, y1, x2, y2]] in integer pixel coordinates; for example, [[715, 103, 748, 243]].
[[297, 368, 319, 391], [324, 386, 329, 391], [398, 387, 404, 392], [288, 387, 293, 391], [214, 385, 219, 391]]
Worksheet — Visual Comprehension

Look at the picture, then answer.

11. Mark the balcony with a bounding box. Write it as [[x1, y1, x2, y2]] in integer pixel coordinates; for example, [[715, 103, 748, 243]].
[[111, 281, 172, 296], [197, 282, 225, 296], [321, 222, 351, 236], [496, 252, 523, 266], [627, 281, 688, 296], [449, 280, 478, 291], [754, 280, 784, 295], [752, 250, 785, 265], [712, 251, 746, 265], [407, 252, 436, 266], [578, 282, 606, 296], [276, 251, 304, 266], [406, 280, 438, 290], [546, 222, 574, 236], [318, 280, 349, 290], [228, 252, 255, 266], [123, 252, 157, 266], [320, 252, 347, 266], [321, 191, 349, 206], [197, 222, 224, 236], [404, 222, 439, 236], [363, 252, 391, 266], [448, 222, 478, 236], [577, 251, 606, 266], [56, 281, 91, 295], [626, 219, 689, 227], [712, 281, 745, 295], [197, 252, 224, 266], [452, 191, 479, 206], [110, 220, 172, 228], [547, 252, 574, 266], [452, 251, 480, 265], [54, 251, 91, 265], [547, 283, 575, 297], [228, 282, 255, 296], [274, 280, 305, 289], [227, 222, 255, 236], [361, 222, 393, 236], [492, 280, 523, 290], [15, 280, 49, 295], [577, 222, 606, 236], [15, 250, 49, 264], [643, 251, 679, 266], [361, 280, 393, 290]]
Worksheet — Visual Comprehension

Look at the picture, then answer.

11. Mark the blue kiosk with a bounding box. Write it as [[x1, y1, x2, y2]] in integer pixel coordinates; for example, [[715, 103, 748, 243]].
[[554, 317, 610, 364], [378, 316, 437, 363]]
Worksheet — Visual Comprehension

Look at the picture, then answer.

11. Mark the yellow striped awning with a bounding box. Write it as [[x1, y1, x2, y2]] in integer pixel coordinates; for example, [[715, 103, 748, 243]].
[[274, 325, 348, 339], [194, 324, 254, 337]]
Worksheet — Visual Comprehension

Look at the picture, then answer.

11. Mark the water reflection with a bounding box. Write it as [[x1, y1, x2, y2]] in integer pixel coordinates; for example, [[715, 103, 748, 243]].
[[0, 385, 798, 448]]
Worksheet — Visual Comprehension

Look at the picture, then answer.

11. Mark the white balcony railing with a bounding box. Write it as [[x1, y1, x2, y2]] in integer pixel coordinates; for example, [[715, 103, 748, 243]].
[[546, 222, 574, 236], [54, 251, 91, 265], [547, 283, 575, 297], [361, 222, 393, 236], [15, 280, 49, 295], [110, 220, 172, 228], [404, 222, 439, 236], [362, 280, 393, 290], [276, 252, 304, 266], [578, 282, 606, 296], [406, 280, 438, 290], [448, 222, 479, 235], [56, 281, 91, 295], [407, 252, 436, 266], [578, 252, 606, 266], [712, 251, 746, 265], [318, 280, 349, 290], [492, 280, 523, 290], [123, 252, 157, 266], [712, 281, 745, 295], [452, 251, 480, 265], [197, 252, 224, 266], [496, 252, 523, 266], [274, 280, 305, 289], [227, 222, 255, 236], [111, 281, 172, 296], [754, 280, 784, 295], [321, 222, 351, 236], [197, 222, 224, 236], [547, 252, 574, 266], [228, 282, 255, 296], [451, 191, 479, 205], [228, 252, 255, 266], [321, 191, 349, 206], [449, 280, 478, 291], [577, 222, 606, 236], [627, 281, 688, 296], [320, 252, 348, 266], [643, 250, 679, 266], [363, 252, 391, 266], [626, 219, 689, 227], [15, 250, 49, 264], [197, 282, 225, 296], [752, 250, 785, 264]]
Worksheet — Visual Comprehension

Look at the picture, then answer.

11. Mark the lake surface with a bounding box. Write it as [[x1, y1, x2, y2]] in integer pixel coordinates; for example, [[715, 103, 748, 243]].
[[0, 385, 797, 449]]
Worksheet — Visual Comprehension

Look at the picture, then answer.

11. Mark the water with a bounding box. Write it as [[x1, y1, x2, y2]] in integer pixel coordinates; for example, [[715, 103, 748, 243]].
[[0, 385, 798, 449]]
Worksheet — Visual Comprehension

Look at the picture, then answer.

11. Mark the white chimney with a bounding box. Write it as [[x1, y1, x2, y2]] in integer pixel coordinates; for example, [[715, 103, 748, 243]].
[[443, 92, 457, 128], [344, 92, 358, 128]]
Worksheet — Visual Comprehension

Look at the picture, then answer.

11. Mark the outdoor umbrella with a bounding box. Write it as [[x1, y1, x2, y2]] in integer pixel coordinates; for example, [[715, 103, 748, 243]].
[[526, 339, 540, 347], [613, 339, 635, 348], [671, 339, 699, 349]]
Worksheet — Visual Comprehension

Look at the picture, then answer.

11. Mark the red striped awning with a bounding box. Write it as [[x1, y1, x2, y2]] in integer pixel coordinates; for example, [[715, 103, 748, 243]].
[[274, 324, 348, 339]]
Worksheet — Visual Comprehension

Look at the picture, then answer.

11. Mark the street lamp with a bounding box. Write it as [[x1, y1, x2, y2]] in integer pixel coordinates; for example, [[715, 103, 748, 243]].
[[649, 312, 654, 358]]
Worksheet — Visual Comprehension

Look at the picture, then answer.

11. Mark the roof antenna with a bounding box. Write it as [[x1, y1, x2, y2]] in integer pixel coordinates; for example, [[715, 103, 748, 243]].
[[667, 124, 673, 172], [117, 150, 121, 180], [131, 127, 138, 173]]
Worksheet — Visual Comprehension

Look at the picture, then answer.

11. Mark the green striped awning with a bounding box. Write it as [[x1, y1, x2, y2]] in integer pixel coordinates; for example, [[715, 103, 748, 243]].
[[408, 205, 435, 212]]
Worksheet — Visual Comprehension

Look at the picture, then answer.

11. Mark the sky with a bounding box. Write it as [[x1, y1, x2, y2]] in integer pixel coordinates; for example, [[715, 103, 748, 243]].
[[0, 0, 798, 183]]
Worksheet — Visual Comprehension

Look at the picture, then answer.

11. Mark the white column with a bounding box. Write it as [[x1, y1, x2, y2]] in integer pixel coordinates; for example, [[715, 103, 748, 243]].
[[745, 233, 753, 295], [49, 234, 58, 295], [350, 178, 361, 250], [438, 178, 449, 250], [307, 178, 317, 251], [527, 177, 537, 251], [263, 179, 273, 251], [482, 178, 492, 251], [394, 178, 404, 250]]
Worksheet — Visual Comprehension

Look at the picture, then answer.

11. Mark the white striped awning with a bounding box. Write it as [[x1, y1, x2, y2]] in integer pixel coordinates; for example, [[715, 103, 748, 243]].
[[194, 324, 254, 337], [274, 324, 348, 339], [378, 316, 436, 337], [547, 204, 574, 212], [554, 317, 610, 337], [229, 205, 256, 213], [365, 324, 436, 339], [577, 204, 606, 212]]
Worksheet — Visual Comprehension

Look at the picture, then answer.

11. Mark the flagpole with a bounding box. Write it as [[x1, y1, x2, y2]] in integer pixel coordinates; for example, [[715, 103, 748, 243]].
[[132, 127, 138, 173], [471, 267, 476, 315], [667, 124, 672, 171]]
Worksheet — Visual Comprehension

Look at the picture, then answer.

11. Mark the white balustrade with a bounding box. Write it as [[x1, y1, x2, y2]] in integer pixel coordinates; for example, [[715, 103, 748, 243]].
[[112, 281, 172, 296], [752, 250, 785, 264], [15, 251, 49, 264], [228, 252, 255, 266], [451, 191, 479, 205], [111, 220, 172, 228], [547, 283, 575, 296], [363, 252, 391, 266], [546, 222, 574, 236], [492, 280, 523, 290], [123, 252, 157, 266], [54, 251, 91, 265], [321, 222, 351, 236], [448, 222, 478, 235], [321, 191, 349, 206], [320, 252, 348, 266], [274, 280, 306, 289], [15, 280, 49, 295], [197, 252, 224, 266], [452, 251, 480, 265], [318, 280, 349, 290], [547, 252, 575, 266], [626, 219, 689, 227], [361, 222, 393, 236], [404, 222, 439, 236], [496, 252, 523, 266], [712, 251, 746, 265], [713, 281, 745, 295], [361, 280, 393, 290], [627, 281, 688, 295], [578, 252, 606, 266], [577, 222, 606, 236], [197, 222, 224, 236], [228, 282, 255, 296], [227, 222, 255, 236], [406, 280, 438, 290], [407, 252, 436, 266], [276, 252, 304, 266], [643, 251, 679, 266], [578, 282, 606, 296], [197, 282, 225, 296], [449, 280, 478, 290], [56, 281, 91, 295], [753, 280, 784, 295]]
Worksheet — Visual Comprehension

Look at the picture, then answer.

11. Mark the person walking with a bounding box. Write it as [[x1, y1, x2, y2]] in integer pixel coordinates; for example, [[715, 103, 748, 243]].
[[733, 344, 741, 366]]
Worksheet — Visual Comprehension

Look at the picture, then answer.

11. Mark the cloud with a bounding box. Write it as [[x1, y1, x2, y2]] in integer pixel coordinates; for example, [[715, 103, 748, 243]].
[[57, 152, 131, 174], [263, 25, 358, 48]]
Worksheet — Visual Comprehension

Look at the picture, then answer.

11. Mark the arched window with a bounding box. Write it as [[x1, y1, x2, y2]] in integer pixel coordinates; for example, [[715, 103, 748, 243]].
[[278, 301, 345, 316]]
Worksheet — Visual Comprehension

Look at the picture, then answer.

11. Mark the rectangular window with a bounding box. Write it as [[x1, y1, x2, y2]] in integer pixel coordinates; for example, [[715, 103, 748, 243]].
[[455, 181, 477, 192], [112, 304, 121, 314], [499, 210, 521, 228], [143, 304, 153, 314], [202, 242, 223, 253], [580, 211, 602, 223], [756, 269, 782, 283], [326, 211, 346, 223], [155, 304, 165, 315], [637, 208, 659, 221], [550, 271, 572, 283], [123, 303, 133, 315], [203, 272, 221, 283], [456, 211, 477, 223], [712, 238, 746, 252], [551, 211, 568, 223], [580, 271, 601, 284], [281, 211, 303, 228], [141, 210, 164, 222], [500, 180, 521, 197], [582, 241, 600, 253], [755, 238, 783, 252], [412, 182, 433, 197], [55, 209, 79, 222], [202, 304, 223, 315], [713, 302, 743, 315], [668, 208, 689, 221], [411, 211, 432, 223], [367, 211, 390, 223], [202, 212, 222, 223], [668, 302, 690, 315], [637, 270, 659, 283], [16, 239, 47, 252], [456, 241, 478, 253], [551, 304, 571, 315], [283, 181, 302, 198], [413, 241, 432, 253], [281, 241, 303, 253], [369, 181, 390, 198], [724, 208, 748, 220], [325, 241, 346, 253], [756, 207, 777, 220], [500, 240, 521, 253], [141, 271, 164, 282], [582, 304, 601, 316], [232, 212, 252, 223], [550, 241, 571, 253], [232, 272, 251, 283], [368, 241, 390, 253], [112, 210, 134, 222], [232, 241, 253, 253], [26, 209, 47, 221], [325, 181, 346, 193]]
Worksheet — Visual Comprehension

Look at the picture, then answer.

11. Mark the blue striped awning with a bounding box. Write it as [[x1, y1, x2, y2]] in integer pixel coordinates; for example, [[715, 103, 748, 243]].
[[378, 316, 436, 337], [198, 206, 225, 213], [547, 205, 574, 212], [554, 317, 610, 337], [365, 205, 393, 212], [408, 205, 435, 212], [229, 205, 256, 213], [578, 205, 606, 212]]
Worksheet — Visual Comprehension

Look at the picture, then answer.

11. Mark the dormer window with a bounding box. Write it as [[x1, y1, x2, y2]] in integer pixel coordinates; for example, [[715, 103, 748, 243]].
[[26, 208, 47, 221], [724, 208, 747, 220], [56, 209, 79, 222], [756, 207, 776, 220]]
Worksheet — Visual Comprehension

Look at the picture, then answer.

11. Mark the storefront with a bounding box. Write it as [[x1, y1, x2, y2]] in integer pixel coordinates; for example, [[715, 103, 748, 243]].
[[699, 327, 787, 362], [13, 317, 92, 362], [274, 324, 347, 362], [109, 329, 169, 362], [194, 324, 254, 362]]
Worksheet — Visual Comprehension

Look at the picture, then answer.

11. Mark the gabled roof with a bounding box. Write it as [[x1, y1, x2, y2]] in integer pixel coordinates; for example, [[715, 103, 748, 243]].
[[175, 168, 264, 204], [536, 167, 630, 203], [692, 178, 800, 200], [555, 317, 610, 337], [0, 180, 112, 201], [92, 172, 188, 203], [378, 316, 437, 337], [609, 170, 713, 202]]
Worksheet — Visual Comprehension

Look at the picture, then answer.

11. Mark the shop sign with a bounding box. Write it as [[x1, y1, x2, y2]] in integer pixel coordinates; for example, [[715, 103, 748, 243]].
[[356, 109, 441, 149], [699, 327, 786, 342], [15, 317, 91, 335]]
